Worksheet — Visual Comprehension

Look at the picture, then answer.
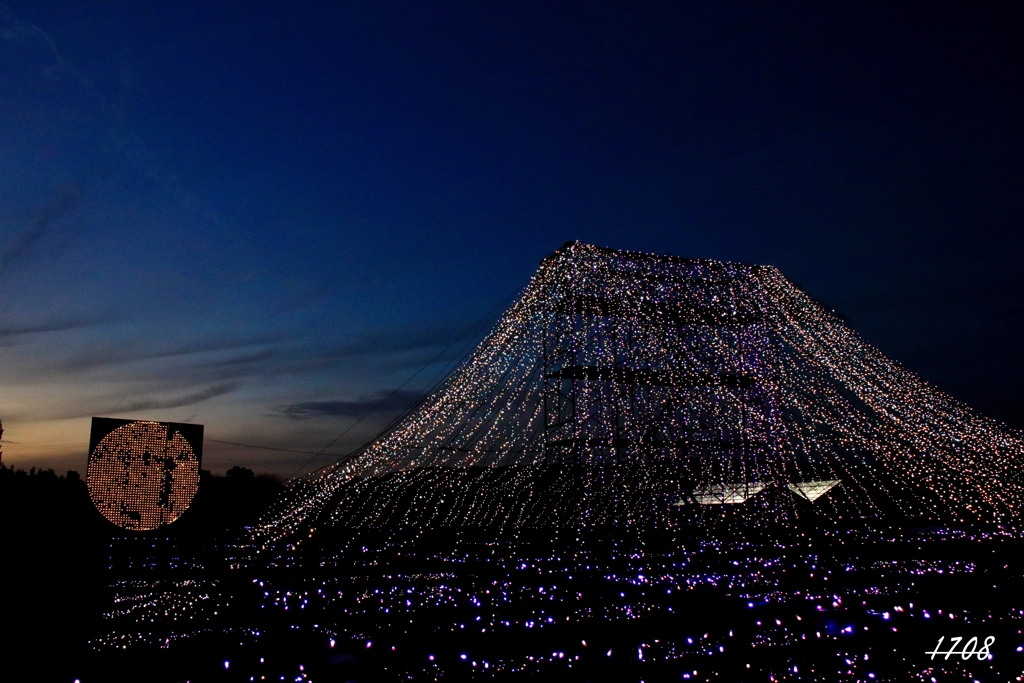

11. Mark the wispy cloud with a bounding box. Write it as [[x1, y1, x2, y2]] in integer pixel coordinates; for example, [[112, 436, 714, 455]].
[[0, 316, 105, 340], [276, 389, 422, 419], [1, 381, 241, 423], [321, 320, 468, 359], [108, 383, 239, 414], [57, 333, 291, 374], [0, 6, 70, 68], [0, 186, 81, 276]]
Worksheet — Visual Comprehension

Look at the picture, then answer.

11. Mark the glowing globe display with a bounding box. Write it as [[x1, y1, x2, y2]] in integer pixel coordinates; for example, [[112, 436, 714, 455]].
[[86, 418, 204, 531]]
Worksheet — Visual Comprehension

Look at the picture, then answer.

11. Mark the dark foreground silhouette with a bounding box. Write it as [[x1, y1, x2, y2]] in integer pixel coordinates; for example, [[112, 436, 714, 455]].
[[0, 464, 284, 680], [4, 463, 1024, 682]]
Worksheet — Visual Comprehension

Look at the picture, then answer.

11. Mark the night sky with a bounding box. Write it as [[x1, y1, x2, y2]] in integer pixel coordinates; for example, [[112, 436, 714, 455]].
[[1, 1, 1021, 476]]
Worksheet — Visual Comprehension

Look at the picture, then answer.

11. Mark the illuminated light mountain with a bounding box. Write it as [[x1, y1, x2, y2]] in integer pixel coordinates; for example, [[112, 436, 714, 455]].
[[251, 242, 1024, 545]]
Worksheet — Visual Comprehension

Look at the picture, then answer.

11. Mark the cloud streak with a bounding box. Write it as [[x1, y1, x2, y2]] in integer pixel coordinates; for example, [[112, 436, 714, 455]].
[[277, 389, 423, 419], [50, 319, 479, 384], [0, 316, 106, 340], [0, 186, 80, 276], [56, 333, 291, 374], [321, 319, 476, 360], [108, 383, 238, 414]]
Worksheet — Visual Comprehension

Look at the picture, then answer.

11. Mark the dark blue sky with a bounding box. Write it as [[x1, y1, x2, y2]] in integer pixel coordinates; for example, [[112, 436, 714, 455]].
[[2, 1, 1022, 474]]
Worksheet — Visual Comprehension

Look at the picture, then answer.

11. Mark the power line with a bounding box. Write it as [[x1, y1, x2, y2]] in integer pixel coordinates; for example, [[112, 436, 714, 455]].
[[204, 439, 329, 456]]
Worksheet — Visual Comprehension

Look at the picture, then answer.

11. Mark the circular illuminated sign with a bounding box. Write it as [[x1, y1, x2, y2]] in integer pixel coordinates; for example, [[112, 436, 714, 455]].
[[86, 419, 203, 531]]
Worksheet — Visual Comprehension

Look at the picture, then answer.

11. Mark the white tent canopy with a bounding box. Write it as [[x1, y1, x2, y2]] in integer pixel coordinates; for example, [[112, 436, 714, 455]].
[[788, 480, 842, 502]]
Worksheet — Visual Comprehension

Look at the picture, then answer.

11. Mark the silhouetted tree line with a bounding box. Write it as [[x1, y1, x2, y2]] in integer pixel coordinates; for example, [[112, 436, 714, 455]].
[[0, 460, 287, 679], [0, 462, 286, 533], [181, 466, 287, 535]]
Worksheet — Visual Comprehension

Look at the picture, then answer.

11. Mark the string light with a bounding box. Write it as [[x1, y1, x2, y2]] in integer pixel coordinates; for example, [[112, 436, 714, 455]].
[[87, 420, 201, 531], [97, 243, 1024, 683], [246, 241, 1023, 544]]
